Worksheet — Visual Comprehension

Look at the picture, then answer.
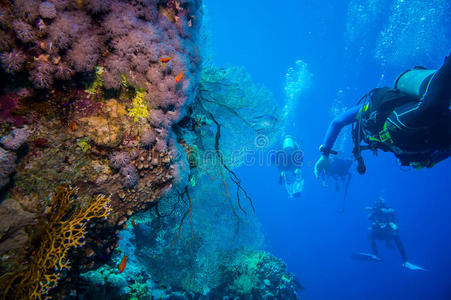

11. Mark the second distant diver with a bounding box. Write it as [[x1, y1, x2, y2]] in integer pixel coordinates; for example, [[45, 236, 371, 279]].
[[314, 52, 451, 177], [273, 135, 304, 198], [352, 198, 424, 270], [320, 156, 353, 212]]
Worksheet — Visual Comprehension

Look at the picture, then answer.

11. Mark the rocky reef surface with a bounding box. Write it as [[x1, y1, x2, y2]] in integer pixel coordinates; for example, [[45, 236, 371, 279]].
[[0, 0, 301, 299]]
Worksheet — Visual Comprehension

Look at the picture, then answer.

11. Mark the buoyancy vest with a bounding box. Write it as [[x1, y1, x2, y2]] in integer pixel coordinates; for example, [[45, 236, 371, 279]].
[[352, 87, 428, 172]]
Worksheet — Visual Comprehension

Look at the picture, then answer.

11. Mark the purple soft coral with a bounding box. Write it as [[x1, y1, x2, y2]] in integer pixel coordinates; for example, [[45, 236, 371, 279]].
[[120, 164, 138, 188], [12, 21, 36, 43], [68, 33, 103, 72], [39, 2, 57, 19], [140, 129, 156, 148], [0, 50, 26, 73], [84, 0, 112, 14], [0, 128, 31, 151], [0, 147, 16, 190], [109, 152, 131, 169], [29, 61, 56, 89]]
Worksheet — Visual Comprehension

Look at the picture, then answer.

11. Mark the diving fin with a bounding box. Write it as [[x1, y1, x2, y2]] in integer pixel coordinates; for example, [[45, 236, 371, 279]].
[[403, 261, 425, 271], [351, 252, 382, 262]]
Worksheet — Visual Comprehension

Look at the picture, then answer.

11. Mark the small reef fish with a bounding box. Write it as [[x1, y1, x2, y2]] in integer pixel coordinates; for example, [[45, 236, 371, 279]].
[[175, 71, 184, 84], [131, 218, 136, 228], [160, 56, 172, 67], [118, 254, 127, 273]]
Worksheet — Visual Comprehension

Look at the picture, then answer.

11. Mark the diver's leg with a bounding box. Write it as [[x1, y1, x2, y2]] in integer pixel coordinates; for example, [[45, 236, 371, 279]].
[[420, 53, 451, 117], [394, 53, 451, 127], [393, 233, 408, 263], [369, 232, 380, 257]]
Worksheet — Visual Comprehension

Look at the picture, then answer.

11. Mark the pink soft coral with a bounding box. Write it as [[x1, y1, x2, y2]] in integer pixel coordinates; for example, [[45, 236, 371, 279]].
[[12, 21, 36, 43], [39, 2, 57, 19], [0, 50, 26, 73]]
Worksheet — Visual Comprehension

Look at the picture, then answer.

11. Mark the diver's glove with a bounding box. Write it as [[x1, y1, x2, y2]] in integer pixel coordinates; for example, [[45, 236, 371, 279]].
[[314, 154, 329, 180], [403, 261, 425, 271]]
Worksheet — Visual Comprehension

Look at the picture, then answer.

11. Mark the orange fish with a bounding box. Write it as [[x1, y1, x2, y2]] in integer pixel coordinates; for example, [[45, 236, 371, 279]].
[[175, 71, 184, 84], [160, 56, 172, 67], [118, 254, 127, 273], [131, 218, 136, 228]]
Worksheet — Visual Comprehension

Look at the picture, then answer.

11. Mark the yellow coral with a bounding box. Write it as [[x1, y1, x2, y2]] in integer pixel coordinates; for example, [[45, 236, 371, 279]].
[[0, 185, 111, 300], [128, 88, 149, 122], [76, 137, 91, 152], [121, 74, 129, 89], [86, 66, 104, 96]]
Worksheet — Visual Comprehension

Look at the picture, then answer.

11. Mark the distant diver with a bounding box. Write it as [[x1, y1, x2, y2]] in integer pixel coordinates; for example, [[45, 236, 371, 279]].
[[273, 135, 304, 198], [314, 52, 451, 177], [352, 198, 424, 270], [320, 156, 353, 212]]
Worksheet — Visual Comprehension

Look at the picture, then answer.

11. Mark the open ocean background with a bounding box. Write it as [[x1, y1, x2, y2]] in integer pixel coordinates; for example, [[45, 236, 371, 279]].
[[207, 1, 451, 299]]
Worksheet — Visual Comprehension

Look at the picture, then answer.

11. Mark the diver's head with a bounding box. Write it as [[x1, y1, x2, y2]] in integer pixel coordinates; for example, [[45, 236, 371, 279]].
[[283, 135, 296, 151], [375, 197, 386, 208]]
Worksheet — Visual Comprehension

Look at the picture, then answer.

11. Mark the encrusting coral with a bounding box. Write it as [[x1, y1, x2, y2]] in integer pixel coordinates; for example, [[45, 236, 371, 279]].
[[0, 0, 203, 297], [0, 184, 111, 300]]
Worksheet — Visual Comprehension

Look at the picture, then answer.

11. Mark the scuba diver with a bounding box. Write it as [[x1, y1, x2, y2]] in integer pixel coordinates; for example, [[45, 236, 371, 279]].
[[273, 135, 304, 198], [314, 53, 451, 177], [352, 198, 424, 270], [320, 156, 353, 212]]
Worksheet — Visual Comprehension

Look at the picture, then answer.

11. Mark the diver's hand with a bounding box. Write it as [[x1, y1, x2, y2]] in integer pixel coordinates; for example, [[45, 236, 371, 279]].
[[314, 155, 329, 180]]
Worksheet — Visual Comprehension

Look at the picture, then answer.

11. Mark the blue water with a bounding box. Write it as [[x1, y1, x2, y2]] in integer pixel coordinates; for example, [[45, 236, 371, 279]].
[[207, 1, 451, 299]]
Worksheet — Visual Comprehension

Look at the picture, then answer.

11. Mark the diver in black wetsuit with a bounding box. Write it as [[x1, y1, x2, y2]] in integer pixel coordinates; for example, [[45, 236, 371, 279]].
[[314, 52, 451, 177], [366, 198, 407, 262], [356, 198, 424, 270], [320, 156, 353, 212], [322, 156, 352, 190]]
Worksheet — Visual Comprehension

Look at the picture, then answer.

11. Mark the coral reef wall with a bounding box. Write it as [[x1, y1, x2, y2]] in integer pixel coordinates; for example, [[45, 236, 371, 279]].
[[0, 0, 203, 298]]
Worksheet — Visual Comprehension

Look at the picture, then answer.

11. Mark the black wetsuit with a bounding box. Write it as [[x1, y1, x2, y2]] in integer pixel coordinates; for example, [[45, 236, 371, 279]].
[[387, 55, 451, 163], [368, 207, 408, 262], [322, 53, 451, 168]]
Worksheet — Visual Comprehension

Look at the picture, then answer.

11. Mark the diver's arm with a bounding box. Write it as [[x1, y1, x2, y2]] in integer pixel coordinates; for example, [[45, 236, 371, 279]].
[[314, 105, 360, 179], [322, 105, 361, 153]]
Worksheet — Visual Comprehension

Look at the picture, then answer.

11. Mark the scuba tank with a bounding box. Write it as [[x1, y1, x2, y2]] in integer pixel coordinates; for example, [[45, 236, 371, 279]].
[[283, 135, 296, 150], [394, 67, 437, 99]]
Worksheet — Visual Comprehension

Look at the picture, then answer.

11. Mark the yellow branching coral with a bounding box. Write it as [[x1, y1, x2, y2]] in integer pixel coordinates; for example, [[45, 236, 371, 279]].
[[86, 66, 104, 96], [128, 88, 149, 122], [0, 184, 111, 300]]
